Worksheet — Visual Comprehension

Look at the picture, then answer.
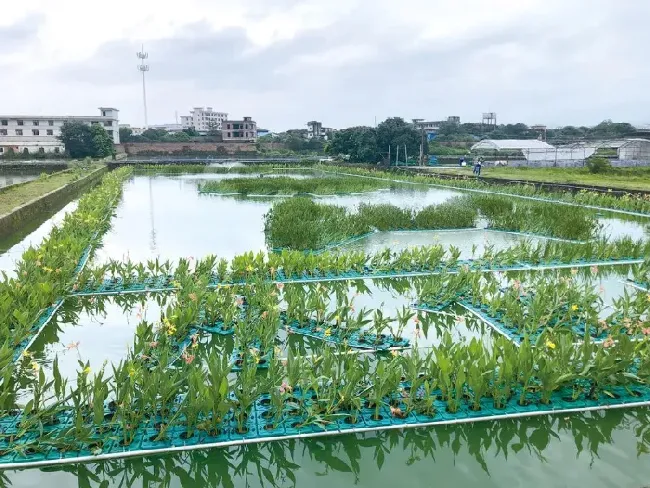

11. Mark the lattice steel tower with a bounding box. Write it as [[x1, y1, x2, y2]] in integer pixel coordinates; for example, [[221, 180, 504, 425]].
[[137, 46, 150, 129]]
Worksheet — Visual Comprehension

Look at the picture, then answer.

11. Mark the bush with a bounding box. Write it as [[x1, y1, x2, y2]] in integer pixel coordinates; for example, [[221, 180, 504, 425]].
[[357, 204, 413, 230], [415, 197, 477, 229], [585, 157, 611, 174], [264, 197, 368, 250]]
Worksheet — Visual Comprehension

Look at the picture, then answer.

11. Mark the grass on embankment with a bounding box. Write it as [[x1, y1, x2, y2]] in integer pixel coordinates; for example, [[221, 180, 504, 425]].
[[428, 166, 650, 192], [199, 176, 397, 195], [0, 165, 103, 216]]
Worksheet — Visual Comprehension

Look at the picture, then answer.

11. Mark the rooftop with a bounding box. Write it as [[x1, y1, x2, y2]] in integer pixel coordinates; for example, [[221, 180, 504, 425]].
[[471, 139, 555, 151]]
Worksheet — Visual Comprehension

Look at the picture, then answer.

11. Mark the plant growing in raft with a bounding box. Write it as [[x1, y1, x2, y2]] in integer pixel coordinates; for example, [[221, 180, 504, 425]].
[[367, 358, 402, 420], [390, 306, 415, 342]]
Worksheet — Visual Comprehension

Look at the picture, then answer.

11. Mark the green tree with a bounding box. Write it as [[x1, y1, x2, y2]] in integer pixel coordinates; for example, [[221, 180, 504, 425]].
[[141, 128, 168, 141], [183, 127, 199, 137], [90, 124, 115, 157], [58, 121, 94, 158], [119, 126, 133, 143], [376, 117, 420, 162], [163, 131, 191, 142], [327, 126, 379, 162]]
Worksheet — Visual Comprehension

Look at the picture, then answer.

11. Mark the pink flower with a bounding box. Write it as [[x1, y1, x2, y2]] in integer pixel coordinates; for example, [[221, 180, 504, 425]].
[[276, 283, 284, 290], [602, 337, 615, 348], [642, 327, 650, 336], [189, 293, 197, 302], [590, 265, 599, 275], [182, 352, 195, 364], [279, 381, 292, 394], [66, 341, 80, 350], [413, 317, 420, 325], [149, 341, 159, 348], [261, 311, 268, 319]]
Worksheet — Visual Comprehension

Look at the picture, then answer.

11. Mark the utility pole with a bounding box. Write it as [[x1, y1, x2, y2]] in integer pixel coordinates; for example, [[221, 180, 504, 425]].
[[396, 145, 399, 166], [137, 46, 150, 129]]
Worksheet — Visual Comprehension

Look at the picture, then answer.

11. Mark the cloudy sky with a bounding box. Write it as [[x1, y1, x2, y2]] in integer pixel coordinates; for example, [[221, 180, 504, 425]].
[[1, 0, 648, 131]]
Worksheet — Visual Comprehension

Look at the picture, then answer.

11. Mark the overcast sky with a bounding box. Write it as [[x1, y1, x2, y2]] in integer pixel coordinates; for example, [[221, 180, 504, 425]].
[[1, 0, 648, 131]]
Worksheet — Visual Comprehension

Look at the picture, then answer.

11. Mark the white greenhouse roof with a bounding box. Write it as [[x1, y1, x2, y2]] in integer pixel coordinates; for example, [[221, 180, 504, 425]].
[[619, 138, 650, 148], [471, 139, 555, 151]]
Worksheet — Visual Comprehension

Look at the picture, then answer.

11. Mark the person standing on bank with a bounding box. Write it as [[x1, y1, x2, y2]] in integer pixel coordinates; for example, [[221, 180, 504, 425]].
[[476, 158, 483, 176]]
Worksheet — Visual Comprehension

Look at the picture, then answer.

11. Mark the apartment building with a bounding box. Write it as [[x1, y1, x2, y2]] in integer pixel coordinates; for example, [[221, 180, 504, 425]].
[[306, 121, 335, 140], [222, 117, 257, 142], [0, 108, 119, 155], [180, 107, 228, 134]]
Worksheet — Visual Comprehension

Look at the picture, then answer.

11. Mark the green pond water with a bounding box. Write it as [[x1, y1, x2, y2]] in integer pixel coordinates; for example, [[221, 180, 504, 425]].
[[2, 170, 650, 486]]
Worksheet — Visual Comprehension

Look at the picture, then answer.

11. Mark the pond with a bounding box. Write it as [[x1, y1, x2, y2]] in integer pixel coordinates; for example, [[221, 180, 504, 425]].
[[2, 168, 650, 486]]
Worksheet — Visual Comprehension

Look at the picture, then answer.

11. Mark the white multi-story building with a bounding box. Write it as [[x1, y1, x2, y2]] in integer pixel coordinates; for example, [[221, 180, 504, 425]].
[[307, 121, 334, 140], [180, 107, 228, 134], [0, 108, 119, 156]]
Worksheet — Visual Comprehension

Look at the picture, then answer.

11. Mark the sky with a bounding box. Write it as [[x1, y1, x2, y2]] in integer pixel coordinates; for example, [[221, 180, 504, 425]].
[[0, 0, 648, 131]]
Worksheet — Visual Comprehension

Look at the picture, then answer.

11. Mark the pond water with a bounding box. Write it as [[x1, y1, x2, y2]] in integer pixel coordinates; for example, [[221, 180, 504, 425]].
[[0, 167, 62, 188], [0, 200, 79, 276], [3, 169, 650, 486]]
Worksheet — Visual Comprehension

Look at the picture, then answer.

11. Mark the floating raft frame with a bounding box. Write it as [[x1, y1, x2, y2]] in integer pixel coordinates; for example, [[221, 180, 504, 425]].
[[70, 257, 644, 297], [2, 393, 650, 470]]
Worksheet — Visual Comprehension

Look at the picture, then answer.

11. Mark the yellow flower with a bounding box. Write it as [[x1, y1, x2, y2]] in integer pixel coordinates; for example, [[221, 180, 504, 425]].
[[82, 366, 91, 375], [246, 265, 254, 272], [22, 350, 33, 359], [324, 328, 332, 337], [545, 340, 556, 350], [30, 361, 40, 372], [571, 305, 578, 311], [390, 350, 399, 357], [128, 367, 136, 377], [334, 315, 340, 323], [647, 294, 650, 302]]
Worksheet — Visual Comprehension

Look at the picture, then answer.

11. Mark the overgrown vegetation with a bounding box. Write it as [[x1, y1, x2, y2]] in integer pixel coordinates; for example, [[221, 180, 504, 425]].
[[264, 193, 597, 250], [198, 176, 395, 195], [263, 198, 367, 250]]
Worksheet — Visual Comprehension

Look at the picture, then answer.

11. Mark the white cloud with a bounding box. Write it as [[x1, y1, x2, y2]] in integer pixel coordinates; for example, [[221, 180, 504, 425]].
[[0, 0, 648, 130]]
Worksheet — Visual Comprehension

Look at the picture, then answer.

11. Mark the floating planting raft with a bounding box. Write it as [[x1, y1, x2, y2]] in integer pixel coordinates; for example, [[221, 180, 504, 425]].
[[70, 257, 644, 297], [2, 381, 650, 469]]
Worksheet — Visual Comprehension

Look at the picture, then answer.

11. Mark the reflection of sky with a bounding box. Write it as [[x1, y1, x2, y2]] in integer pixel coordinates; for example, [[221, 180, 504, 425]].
[[598, 216, 649, 240], [0, 173, 38, 188], [339, 229, 543, 260], [92, 175, 464, 266], [29, 296, 167, 383], [0, 200, 78, 277]]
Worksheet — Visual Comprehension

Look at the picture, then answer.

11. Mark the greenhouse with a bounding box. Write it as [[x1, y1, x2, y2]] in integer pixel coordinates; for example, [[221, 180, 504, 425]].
[[617, 138, 650, 162], [1, 163, 650, 486]]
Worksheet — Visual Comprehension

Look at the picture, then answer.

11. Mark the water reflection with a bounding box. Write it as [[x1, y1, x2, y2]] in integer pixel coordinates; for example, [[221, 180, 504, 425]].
[[2, 409, 649, 487]]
